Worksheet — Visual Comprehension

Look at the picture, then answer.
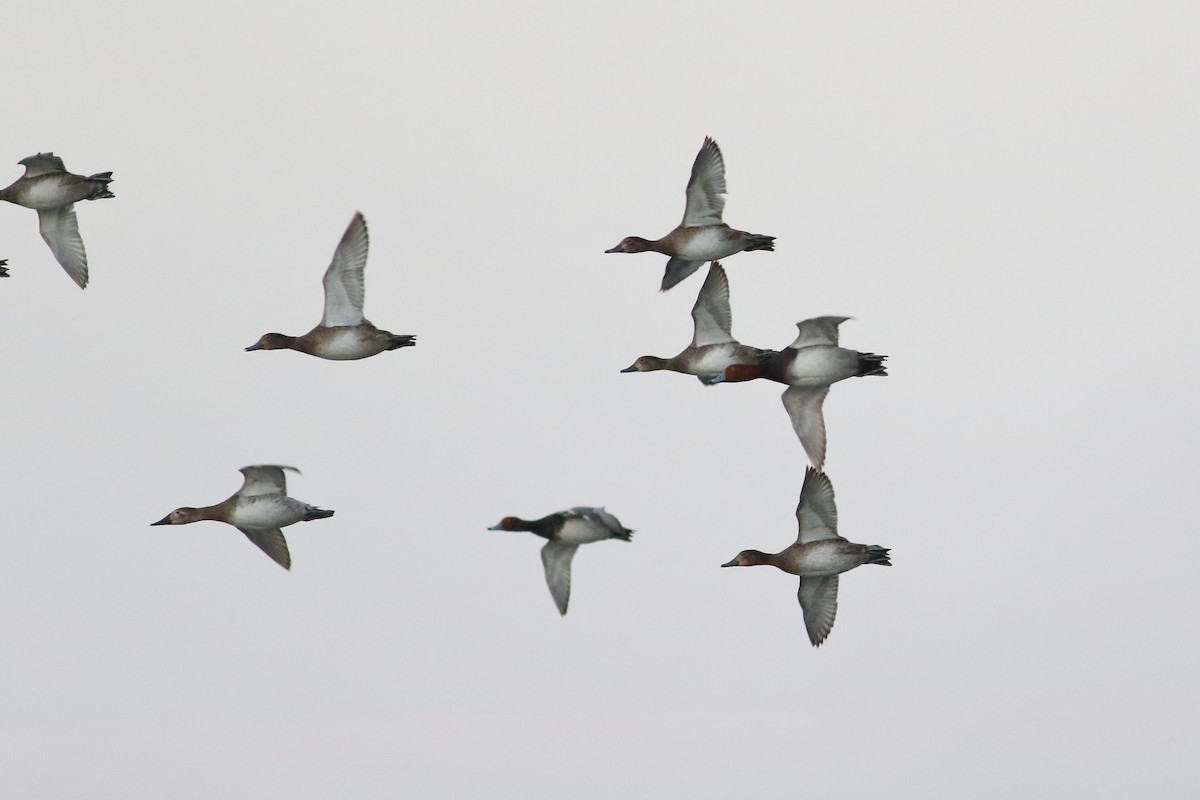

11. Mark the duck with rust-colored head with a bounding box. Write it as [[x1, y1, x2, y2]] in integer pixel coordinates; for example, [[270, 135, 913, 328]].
[[246, 212, 417, 360], [151, 465, 334, 570], [710, 316, 887, 468], [621, 262, 772, 383], [0, 152, 114, 289], [722, 467, 891, 647], [488, 507, 633, 615], [605, 137, 775, 292]]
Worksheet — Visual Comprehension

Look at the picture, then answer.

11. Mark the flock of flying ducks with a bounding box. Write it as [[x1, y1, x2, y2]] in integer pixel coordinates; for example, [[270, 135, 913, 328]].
[[1, 137, 891, 646]]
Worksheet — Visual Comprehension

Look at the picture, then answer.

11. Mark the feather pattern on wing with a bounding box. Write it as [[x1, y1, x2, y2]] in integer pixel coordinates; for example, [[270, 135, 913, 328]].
[[690, 262, 735, 347], [681, 137, 727, 227], [37, 206, 88, 288], [321, 212, 370, 327]]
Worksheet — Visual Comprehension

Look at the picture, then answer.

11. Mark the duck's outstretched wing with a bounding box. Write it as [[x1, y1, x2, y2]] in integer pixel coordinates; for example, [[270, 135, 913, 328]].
[[787, 316, 851, 349], [681, 137, 726, 227], [690, 262, 735, 346], [236, 465, 300, 498], [540, 541, 579, 615], [794, 465, 839, 544], [798, 575, 838, 646], [37, 206, 88, 289], [239, 527, 292, 570], [321, 212, 369, 327], [783, 387, 831, 471], [19, 152, 67, 177]]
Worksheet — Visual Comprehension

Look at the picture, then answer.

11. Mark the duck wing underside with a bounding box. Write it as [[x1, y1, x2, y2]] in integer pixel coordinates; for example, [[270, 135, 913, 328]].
[[540, 541, 579, 615], [798, 575, 839, 646], [238, 527, 292, 570]]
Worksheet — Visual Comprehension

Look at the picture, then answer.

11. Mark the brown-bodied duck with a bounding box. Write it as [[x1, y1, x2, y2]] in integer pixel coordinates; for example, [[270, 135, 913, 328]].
[[489, 507, 633, 615], [246, 212, 416, 360], [710, 316, 887, 468], [621, 262, 772, 382], [0, 153, 114, 289], [606, 137, 775, 291], [722, 467, 891, 647], [151, 465, 334, 570]]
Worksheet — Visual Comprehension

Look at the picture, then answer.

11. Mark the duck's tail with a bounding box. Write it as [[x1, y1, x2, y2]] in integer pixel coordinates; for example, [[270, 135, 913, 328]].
[[857, 353, 888, 377], [866, 546, 891, 566], [303, 506, 335, 522], [0, 259, 8, 278], [386, 334, 417, 350], [86, 172, 115, 200], [744, 233, 776, 252]]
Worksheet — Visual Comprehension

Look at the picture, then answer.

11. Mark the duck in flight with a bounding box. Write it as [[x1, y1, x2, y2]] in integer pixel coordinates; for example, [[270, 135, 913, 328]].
[[721, 467, 891, 647], [0, 153, 114, 289], [489, 507, 633, 615], [605, 137, 775, 291], [620, 262, 771, 383], [246, 212, 417, 360], [710, 316, 886, 468], [151, 465, 334, 570]]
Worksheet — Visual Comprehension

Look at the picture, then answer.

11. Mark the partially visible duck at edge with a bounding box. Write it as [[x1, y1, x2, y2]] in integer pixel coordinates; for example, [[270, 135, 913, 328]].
[[489, 507, 634, 615], [722, 467, 892, 647], [621, 262, 772, 383], [0, 259, 8, 278], [605, 136, 775, 292], [0, 152, 114, 289], [246, 212, 417, 360], [151, 465, 334, 570], [710, 316, 887, 468]]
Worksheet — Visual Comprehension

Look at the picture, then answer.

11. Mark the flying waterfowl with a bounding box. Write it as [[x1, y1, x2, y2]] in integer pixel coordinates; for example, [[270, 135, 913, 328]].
[[605, 137, 775, 291], [489, 507, 633, 615], [151, 465, 334, 570], [620, 262, 772, 382], [0, 152, 114, 289], [721, 467, 891, 647], [246, 212, 417, 360], [710, 316, 887, 468]]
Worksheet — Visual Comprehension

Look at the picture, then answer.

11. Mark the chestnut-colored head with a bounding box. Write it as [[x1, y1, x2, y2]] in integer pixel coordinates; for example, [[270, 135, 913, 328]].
[[721, 549, 772, 568], [488, 516, 528, 532], [605, 236, 652, 254], [151, 507, 202, 526], [245, 333, 296, 352], [620, 356, 667, 373]]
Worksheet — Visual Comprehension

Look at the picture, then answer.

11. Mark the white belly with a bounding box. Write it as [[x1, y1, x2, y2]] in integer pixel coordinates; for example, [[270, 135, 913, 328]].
[[311, 327, 385, 360], [557, 518, 611, 544], [674, 227, 743, 261], [230, 496, 306, 529], [16, 177, 78, 210], [785, 347, 861, 387]]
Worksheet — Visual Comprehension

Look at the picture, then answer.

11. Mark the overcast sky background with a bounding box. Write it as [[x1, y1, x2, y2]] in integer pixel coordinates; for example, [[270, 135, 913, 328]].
[[1, 1, 1197, 797]]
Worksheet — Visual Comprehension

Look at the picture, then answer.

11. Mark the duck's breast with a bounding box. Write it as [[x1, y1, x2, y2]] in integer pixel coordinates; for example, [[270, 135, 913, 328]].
[[304, 326, 387, 360]]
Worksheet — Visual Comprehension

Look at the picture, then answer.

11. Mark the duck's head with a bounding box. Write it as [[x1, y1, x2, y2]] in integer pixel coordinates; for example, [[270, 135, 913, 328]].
[[620, 356, 667, 373], [151, 507, 202, 526], [605, 236, 652, 254], [245, 333, 295, 352], [721, 549, 772, 568]]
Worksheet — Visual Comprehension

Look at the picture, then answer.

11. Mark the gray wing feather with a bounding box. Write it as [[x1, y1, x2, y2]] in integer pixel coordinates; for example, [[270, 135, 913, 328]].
[[237, 465, 299, 498], [681, 137, 727, 227], [795, 465, 840, 544], [321, 212, 369, 327], [798, 575, 839, 646], [782, 387, 831, 471], [239, 528, 292, 570], [690, 262, 735, 347], [20, 152, 67, 177], [37, 206, 88, 289], [788, 316, 851, 349], [540, 541, 579, 615]]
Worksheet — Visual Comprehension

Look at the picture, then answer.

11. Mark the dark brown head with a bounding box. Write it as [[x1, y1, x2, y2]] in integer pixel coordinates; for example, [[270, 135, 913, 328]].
[[620, 356, 668, 373], [151, 507, 202, 526], [721, 549, 773, 567], [605, 236, 653, 254], [245, 333, 296, 352]]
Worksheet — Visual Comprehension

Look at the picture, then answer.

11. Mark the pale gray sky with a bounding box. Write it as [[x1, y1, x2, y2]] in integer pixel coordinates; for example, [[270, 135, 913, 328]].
[[2, 1, 1198, 797]]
